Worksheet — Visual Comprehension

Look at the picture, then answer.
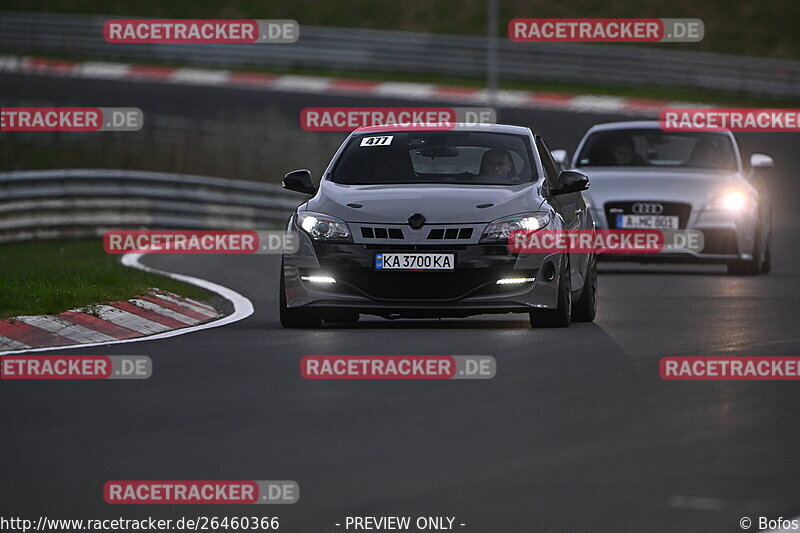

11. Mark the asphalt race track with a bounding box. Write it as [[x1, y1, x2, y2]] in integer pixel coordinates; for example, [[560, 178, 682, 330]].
[[2, 72, 800, 532]]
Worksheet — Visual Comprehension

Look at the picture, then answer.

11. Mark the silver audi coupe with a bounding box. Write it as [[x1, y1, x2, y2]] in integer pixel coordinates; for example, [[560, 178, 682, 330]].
[[561, 121, 773, 275]]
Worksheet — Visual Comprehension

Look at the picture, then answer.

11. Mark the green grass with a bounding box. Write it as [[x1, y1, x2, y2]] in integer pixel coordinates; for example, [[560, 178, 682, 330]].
[[5, 0, 800, 59], [0, 240, 213, 319], [0, 142, 153, 172]]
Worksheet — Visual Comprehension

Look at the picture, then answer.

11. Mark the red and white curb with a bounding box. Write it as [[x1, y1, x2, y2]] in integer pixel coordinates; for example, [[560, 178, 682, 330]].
[[0, 289, 218, 352], [0, 253, 254, 355], [0, 54, 708, 116]]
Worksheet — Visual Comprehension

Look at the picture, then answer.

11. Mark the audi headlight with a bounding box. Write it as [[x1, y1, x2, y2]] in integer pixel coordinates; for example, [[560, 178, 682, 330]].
[[480, 212, 551, 243], [706, 189, 753, 212], [296, 211, 352, 242]]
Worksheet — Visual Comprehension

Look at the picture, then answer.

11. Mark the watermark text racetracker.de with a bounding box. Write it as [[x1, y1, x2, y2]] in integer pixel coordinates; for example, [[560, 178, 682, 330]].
[[1, 356, 151, 380], [104, 19, 298, 43], [301, 356, 496, 380], [0, 107, 142, 132], [509, 18, 703, 42], [660, 108, 800, 132], [104, 480, 298, 504], [300, 107, 496, 131], [103, 230, 298, 254], [508, 229, 705, 254], [660, 357, 800, 380]]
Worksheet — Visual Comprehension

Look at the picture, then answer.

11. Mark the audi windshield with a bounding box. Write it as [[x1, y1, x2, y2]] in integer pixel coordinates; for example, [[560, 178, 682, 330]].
[[331, 131, 537, 185], [576, 129, 738, 170]]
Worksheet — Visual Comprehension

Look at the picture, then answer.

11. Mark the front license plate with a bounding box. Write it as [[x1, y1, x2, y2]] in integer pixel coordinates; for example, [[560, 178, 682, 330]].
[[617, 214, 679, 229], [375, 253, 455, 271]]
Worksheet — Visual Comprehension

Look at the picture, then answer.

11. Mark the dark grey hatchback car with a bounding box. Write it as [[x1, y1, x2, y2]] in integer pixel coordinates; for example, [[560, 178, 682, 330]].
[[279, 124, 596, 328]]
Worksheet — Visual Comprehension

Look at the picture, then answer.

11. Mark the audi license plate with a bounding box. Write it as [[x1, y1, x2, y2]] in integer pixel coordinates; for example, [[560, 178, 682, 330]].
[[375, 253, 454, 271], [617, 214, 679, 229]]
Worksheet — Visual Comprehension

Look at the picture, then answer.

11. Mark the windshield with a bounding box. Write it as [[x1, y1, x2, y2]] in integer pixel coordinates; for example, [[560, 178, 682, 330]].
[[331, 131, 537, 185], [576, 129, 738, 171]]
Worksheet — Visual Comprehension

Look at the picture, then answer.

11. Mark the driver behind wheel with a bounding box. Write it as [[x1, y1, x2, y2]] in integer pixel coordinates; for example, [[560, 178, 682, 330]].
[[479, 149, 516, 178]]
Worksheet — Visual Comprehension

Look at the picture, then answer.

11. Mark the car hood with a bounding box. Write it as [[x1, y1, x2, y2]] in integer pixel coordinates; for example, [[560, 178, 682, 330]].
[[577, 167, 750, 207], [305, 181, 544, 224]]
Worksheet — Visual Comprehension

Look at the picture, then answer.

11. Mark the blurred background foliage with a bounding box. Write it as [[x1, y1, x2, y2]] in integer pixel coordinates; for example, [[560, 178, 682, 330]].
[[10, 0, 800, 59]]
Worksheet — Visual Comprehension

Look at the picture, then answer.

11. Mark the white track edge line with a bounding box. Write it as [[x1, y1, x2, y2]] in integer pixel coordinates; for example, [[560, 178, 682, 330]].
[[0, 253, 254, 355]]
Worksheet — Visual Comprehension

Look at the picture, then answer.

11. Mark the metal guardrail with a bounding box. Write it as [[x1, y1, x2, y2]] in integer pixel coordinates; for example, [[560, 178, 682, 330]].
[[0, 169, 305, 243], [1, 11, 799, 99]]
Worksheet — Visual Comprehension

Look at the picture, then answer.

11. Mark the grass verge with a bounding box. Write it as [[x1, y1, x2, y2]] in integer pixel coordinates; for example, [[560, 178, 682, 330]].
[[5, 0, 800, 60], [0, 239, 213, 319]]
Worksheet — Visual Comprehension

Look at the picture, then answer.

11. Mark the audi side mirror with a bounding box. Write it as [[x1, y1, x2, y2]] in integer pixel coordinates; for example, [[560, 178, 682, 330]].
[[748, 153, 774, 185], [552, 170, 590, 196], [551, 149, 570, 171], [750, 153, 774, 171], [282, 169, 316, 195]]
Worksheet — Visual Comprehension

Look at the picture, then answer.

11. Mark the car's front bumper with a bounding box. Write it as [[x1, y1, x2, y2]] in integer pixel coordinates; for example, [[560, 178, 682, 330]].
[[283, 229, 564, 318], [589, 205, 758, 263]]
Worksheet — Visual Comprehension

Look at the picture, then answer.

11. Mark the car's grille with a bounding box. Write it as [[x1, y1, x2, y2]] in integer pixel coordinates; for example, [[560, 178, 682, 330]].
[[361, 227, 404, 239], [363, 244, 468, 251], [604, 201, 692, 229], [427, 227, 474, 240], [336, 268, 504, 300], [699, 228, 739, 255], [359, 226, 475, 240]]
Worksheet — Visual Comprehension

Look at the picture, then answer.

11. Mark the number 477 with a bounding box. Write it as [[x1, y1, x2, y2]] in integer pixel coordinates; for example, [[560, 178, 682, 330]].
[[361, 136, 392, 146]]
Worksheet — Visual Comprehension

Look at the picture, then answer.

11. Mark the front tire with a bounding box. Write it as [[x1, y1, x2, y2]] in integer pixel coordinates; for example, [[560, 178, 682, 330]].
[[530, 255, 571, 328], [571, 253, 597, 323], [727, 230, 761, 276], [760, 234, 772, 274], [279, 259, 322, 328]]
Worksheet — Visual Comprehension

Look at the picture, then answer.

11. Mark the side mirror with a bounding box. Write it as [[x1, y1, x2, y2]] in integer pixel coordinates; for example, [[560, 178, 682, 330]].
[[551, 149, 570, 170], [750, 153, 774, 171], [282, 169, 316, 195], [552, 170, 589, 195]]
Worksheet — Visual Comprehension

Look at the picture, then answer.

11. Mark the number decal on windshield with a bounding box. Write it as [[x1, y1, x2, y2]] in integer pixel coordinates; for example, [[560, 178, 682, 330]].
[[360, 136, 393, 147]]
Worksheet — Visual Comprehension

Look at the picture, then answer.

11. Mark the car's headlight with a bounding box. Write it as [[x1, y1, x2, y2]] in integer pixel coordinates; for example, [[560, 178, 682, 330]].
[[705, 189, 753, 212], [480, 212, 551, 243], [296, 211, 352, 242]]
